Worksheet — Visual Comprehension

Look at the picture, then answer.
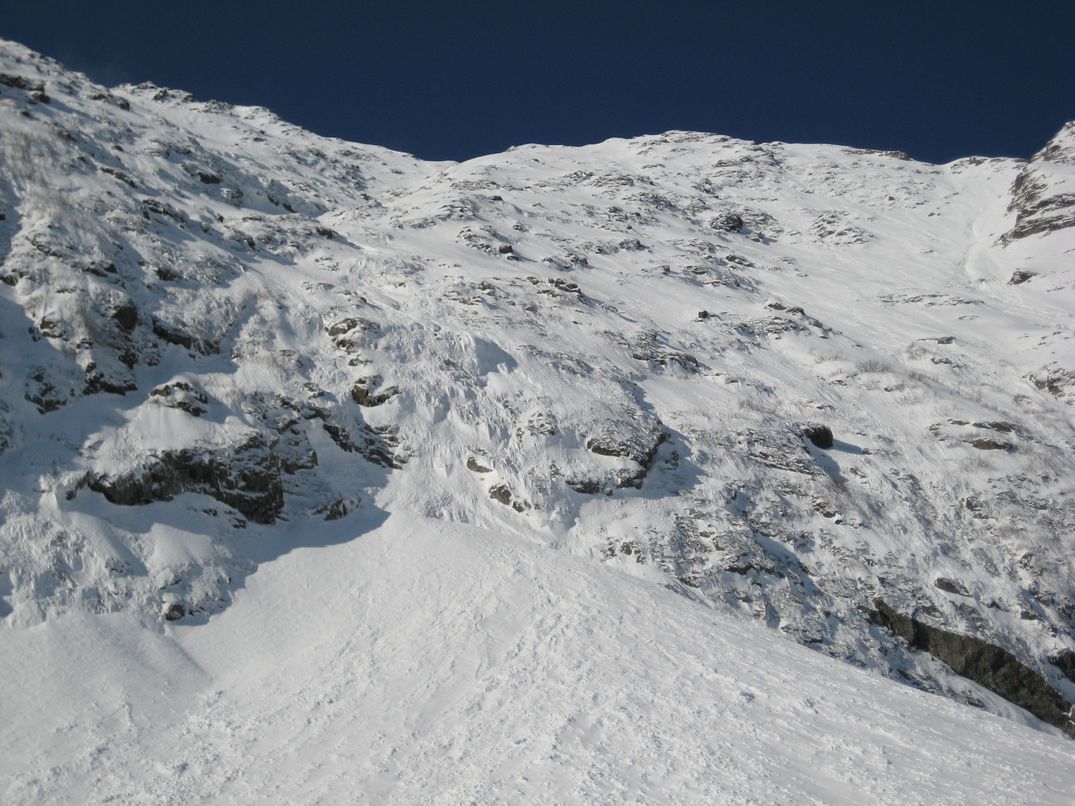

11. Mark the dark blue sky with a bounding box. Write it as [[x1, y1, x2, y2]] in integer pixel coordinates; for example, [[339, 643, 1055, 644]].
[[3, 1, 1073, 163]]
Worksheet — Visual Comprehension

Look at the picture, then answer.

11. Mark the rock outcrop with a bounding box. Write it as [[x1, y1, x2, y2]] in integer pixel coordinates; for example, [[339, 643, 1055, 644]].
[[872, 600, 1075, 738]]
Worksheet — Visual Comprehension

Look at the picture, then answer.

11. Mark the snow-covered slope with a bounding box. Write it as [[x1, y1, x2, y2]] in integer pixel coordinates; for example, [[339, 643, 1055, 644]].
[[5, 513, 1074, 804], [1, 38, 1074, 801]]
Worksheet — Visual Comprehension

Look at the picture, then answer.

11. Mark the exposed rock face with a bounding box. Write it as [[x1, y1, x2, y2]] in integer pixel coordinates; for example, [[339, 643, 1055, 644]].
[[112, 300, 139, 332], [872, 601, 1075, 738], [351, 377, 399, 407], [1052, 650, 1075, 683], [586, 426, 668, 489], [713, 212, 744, 232], [1002, 122, 1075, 243], [149, 381, 209, 416], [1030, 366, 1075, 401], [88, 433, 285, 524], [0, 72, 44, 92], [466, 457, 492, 473], [585, 427, 666, 467], [321, 421, 403, 469], [969, 437, 1012, 451], [488, 483, 512, 505], [934, 577, 969, 596]]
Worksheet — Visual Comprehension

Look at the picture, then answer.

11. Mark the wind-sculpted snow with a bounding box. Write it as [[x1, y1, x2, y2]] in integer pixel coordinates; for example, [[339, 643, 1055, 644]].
[[1, 35, 1075, 791]]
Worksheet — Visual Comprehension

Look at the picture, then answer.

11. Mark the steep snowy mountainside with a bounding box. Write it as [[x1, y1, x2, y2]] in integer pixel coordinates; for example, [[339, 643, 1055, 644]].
[[998, 121, 1075, 401], [1, 31, 1074, 753]]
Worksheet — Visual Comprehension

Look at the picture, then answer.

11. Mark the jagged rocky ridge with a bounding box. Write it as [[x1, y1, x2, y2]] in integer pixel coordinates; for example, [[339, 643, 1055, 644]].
[[1, 39, 1074, 737]]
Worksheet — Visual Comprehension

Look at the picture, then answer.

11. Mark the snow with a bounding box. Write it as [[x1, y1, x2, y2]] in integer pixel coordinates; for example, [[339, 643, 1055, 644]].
[[1, 37, 1074, 802], [4, 513, 1074, 804]]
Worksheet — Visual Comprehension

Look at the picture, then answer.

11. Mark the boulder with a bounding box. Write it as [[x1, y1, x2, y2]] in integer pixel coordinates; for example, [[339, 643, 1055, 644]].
[[111, 301, 139, 332], [162, 602, 186, 621], [351, 377, 398, 407], [802, 424, 834, 449], [713, 212, 744, 232], [489, 484, 513, 505], [934, 577, 969, 596]]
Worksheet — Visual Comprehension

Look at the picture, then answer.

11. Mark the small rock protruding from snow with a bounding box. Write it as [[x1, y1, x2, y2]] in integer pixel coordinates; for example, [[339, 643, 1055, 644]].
[[802, 423, 834, 449]]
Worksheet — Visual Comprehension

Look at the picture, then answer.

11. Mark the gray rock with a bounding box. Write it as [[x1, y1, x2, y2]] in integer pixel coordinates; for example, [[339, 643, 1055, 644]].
[[89, 433, 285, 524], [872, 600, 1075, 738], [150, 381, 209, 416], [162, 602, 186, 621], [934, 577, 969, 596], [968, 437, 1012, 451], [111, 301, 139, 332], [1051, 649, 1075, 683], [802, 424, 833, 449], [713, 212, 744, 232], [351, 377, 399, 407], [489, 484, 513, 506]]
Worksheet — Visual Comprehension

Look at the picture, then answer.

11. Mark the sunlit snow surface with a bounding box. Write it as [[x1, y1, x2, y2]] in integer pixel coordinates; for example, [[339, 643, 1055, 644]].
[[1, 38, 1074, 803], [2, 514, 1072, 803]]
